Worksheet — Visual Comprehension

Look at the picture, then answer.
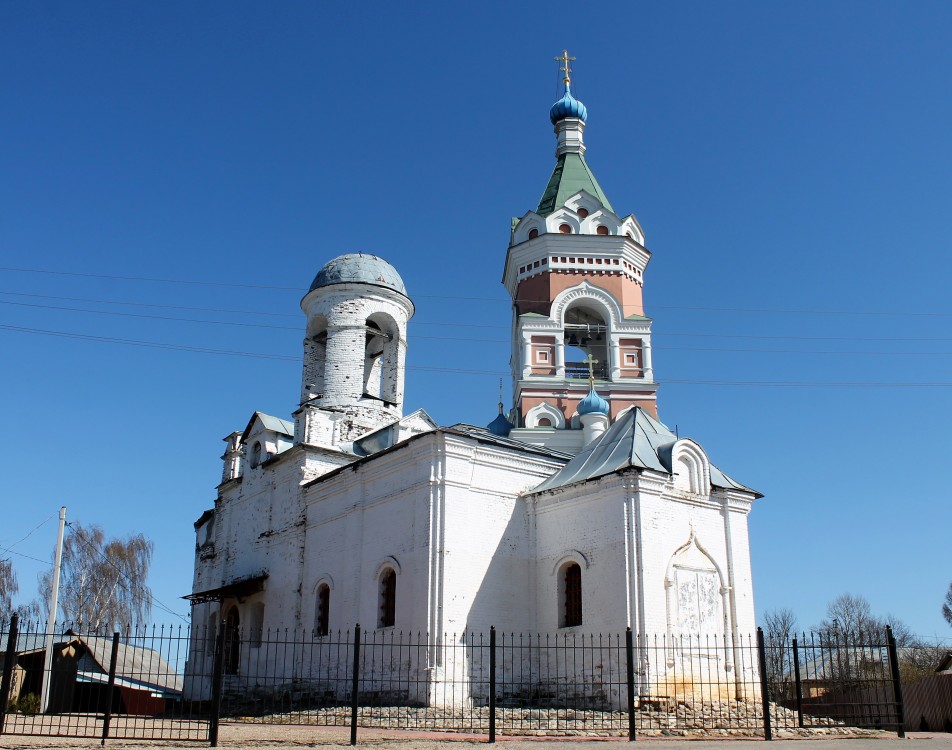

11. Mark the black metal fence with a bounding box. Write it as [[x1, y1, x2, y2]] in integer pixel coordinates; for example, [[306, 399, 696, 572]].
[[0, 615, 207, 743], [0, 615, 911, 746]]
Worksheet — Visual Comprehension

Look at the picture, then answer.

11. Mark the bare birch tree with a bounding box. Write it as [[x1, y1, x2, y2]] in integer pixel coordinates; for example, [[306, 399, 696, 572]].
[[761, 607, 798, 698], [39, 523, 154, 631], [944, 582, 952, 627], [0, 558, 17, 614]]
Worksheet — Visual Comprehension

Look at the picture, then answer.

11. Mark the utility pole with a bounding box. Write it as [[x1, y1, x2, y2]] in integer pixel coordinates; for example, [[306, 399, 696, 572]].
[[40, 506, 66, 714]]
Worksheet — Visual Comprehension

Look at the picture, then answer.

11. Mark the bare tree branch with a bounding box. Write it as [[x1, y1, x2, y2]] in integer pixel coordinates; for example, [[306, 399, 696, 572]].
[[38, 522, 154, 632], [943, 582, 952, 627]]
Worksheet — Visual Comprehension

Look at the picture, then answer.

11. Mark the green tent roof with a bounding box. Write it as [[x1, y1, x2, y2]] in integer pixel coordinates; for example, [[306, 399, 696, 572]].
[[537, 153, 613, 216]]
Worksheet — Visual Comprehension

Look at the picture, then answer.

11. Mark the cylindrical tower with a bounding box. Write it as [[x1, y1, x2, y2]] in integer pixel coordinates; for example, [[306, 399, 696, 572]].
[[298, 253, 414, 445]]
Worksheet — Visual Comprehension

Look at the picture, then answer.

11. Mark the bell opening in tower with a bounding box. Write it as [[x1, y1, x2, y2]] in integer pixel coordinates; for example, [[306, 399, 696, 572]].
[[563, 304, 609, 380], [363, 314, 399, 408]]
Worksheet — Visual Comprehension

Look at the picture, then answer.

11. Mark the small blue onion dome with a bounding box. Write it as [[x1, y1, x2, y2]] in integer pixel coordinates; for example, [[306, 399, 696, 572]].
[[577, 388, 609, 416], [309, 253, 408, 297], [487, 410, 514, 437], [549, 82, 588, 124]]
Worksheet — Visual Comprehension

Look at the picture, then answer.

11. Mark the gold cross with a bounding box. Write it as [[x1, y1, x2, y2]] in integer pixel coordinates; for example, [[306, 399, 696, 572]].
[[555, 49, 576, 85], [583, 353, 599, 387]]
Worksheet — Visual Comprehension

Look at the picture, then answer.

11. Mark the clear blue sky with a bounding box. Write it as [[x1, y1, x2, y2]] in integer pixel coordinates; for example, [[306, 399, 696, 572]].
[[2, 1, 950, 640]]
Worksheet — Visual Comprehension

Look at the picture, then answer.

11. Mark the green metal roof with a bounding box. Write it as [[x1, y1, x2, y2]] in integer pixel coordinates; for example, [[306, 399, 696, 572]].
[[530, 407, 760, 496], [537, 153, 613, 216]]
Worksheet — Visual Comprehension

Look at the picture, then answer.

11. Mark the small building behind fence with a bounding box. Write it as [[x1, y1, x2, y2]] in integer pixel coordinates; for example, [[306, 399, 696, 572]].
[[2, 630, 181, 716]]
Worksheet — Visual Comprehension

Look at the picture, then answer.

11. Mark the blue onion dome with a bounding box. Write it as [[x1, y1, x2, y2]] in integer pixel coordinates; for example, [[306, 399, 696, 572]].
[[549, 82, 588, 124], [577, 388, 609, 416], [309, 253, 408, 297], [487, 408, 514, 437]]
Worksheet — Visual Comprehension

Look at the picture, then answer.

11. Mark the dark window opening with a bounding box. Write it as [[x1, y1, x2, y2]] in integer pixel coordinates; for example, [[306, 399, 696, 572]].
[[316, 584, 330, 637], [379, 569, 396, 628], [563, 563, 582, 627]]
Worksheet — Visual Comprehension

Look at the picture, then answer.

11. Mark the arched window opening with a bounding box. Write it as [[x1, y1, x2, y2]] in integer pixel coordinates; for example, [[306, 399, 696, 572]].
[[315, 584, 330, 637], [303, 316, 328, 400], [364, 320, 385, 398], [250, 442, 262, 469], [224, 606, 241, 674], [559, 223, 572, 234], [528, 228, 539, 240], [596, 225, 609, 235], [378, 568, 397, 628], [364, 314, 399, 407], [576, 207, 589, 218], [560, 563, 583, 628], [537, 417, 552, 427], [563, 304, 609, 381]]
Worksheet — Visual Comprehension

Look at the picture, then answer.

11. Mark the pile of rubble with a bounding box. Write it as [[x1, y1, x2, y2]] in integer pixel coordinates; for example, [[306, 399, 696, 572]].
[[229, 699, 892, 738]]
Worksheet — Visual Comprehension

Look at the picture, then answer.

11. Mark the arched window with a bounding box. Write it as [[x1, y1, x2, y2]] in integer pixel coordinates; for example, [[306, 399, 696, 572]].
[[576, 207, 589, 218], [378, 568, 396, 628], [528, 228, 539, 240], [559, 223, 572, 234], [315, 583, 330, 637], [250, 442, 262, 469], [596, 225, 609, 235], [302, 315, 328, 400], [563, 303, 609, 381], [560, 563, 583, 628], [363, 314, 400, 406], [537, 417, 552, 427]]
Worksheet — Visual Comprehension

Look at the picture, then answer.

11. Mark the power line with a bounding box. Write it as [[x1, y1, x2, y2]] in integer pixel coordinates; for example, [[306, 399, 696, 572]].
[[4, 265, 952, 317], [3, 323, 952, 387], [7, 288, 952, 342], [0, 323, 299, 360], [0, 299, 302, 331], [662, 378, 952, 388], [65, 522, 188, 624], [0, 289, 302, 318], [0, 547, 52, 567], [0, 511, 58, 555], [6, 313, 952, 359], [0, 266, 299, 291], [0, 289, 505, 328]]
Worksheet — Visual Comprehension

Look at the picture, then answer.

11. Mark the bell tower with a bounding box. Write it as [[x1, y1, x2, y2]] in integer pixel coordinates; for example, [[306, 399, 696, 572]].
[[504, 53, 658, 454], [295, 253, 414, 448]]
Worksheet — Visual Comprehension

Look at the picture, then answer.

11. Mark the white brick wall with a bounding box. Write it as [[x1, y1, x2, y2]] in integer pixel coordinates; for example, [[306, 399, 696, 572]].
[[187, 423, 759, 702]]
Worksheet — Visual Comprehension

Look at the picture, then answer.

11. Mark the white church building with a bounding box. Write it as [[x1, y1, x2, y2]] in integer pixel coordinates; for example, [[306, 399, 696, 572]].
[[185, 63, 762, 699]]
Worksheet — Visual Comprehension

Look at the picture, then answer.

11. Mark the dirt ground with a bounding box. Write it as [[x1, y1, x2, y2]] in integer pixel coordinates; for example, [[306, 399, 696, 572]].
[[0, 725, 949, 750]]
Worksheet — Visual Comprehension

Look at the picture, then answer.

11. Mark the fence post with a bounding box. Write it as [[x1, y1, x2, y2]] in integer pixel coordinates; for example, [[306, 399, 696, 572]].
[[625, 627, 636, 741], [756, 627, 772, 741], [885, 625, 905, 738], [0, 614, 20, 736], [99, 631, 120, 746], [209, 622, 225, 748], [350, 623, 361, 746], [488, 626, 496, 743], [792, 636, 804, 729]]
